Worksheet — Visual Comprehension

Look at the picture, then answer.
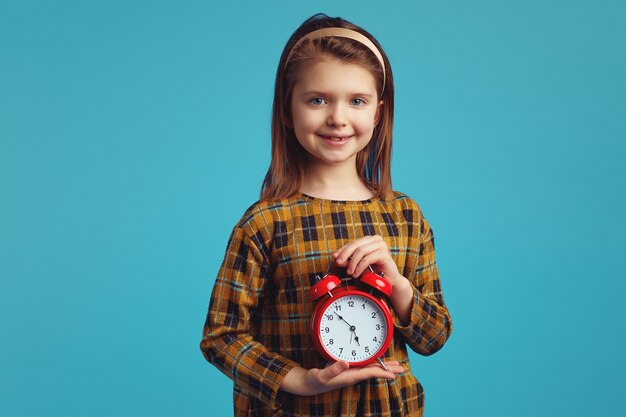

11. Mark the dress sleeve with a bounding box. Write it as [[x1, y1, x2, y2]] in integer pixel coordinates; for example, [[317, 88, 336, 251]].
[[394, 203, 453, 356], [200, 226, 298, 407]]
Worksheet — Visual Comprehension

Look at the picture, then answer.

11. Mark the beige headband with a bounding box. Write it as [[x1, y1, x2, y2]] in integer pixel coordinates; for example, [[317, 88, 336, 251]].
[[285, 27, 386, 94]]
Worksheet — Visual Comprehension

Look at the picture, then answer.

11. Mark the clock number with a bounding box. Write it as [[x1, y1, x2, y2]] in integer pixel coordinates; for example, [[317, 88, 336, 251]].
[[329, 339, 334, 345], [335, 305, 342, 311], [365, 346, 370, 353], [325, 314, 334, 320], [362, 303, 366, 309], [324, 327, 330, 333], [339, 348, 343, 354], [373, 336, 378, 342], [376, 324, 381, 330], [348, 301, 354, 308], [352, 350, 356, 356], [371, 312, 377, 318]]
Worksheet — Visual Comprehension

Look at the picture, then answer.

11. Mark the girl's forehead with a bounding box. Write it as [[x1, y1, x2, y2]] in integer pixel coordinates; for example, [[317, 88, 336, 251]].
[[295, 59, 377, 93]]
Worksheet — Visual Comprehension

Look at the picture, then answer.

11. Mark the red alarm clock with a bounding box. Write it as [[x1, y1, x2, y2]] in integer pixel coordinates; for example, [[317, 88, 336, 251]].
[[309, 265, 394, 370]]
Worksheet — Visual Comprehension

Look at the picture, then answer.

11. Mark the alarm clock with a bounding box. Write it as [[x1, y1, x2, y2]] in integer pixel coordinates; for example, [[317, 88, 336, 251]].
[[309, 265, 394, 369]]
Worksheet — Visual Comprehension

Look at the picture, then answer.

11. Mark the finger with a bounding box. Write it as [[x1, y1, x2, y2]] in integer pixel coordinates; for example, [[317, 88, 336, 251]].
[[368, 360, 400, 368], [347, 242, 386, 275], [317, 361, 350, 384], [353, 361, 401, 377], [334, 246, 359, 266], [324, 362, 404, 389], [352, 251, 386, 277], [365, 360, 404, 372], [382, 361, 406, 375], [378, 363, 405, 373], [334, 236, 378, 264], [345, 242, 378, 271], [364, 360, 405, 376], [355, 366, 399, 381], [333, 239, 365, 261], [386, 365, 406, 374], [333, 245, 347, 259]]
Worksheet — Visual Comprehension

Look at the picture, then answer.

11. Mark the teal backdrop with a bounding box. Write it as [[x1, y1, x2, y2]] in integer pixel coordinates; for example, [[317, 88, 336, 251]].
[[2, 1, 625, 416]]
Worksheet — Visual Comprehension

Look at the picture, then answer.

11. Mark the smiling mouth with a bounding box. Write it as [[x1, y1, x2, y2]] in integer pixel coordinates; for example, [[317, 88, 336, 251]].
[[318, 134, 353, 142]]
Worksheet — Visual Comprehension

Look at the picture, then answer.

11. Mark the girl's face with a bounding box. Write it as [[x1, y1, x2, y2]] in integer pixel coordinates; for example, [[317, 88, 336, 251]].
[[290, 58, 382, 171]]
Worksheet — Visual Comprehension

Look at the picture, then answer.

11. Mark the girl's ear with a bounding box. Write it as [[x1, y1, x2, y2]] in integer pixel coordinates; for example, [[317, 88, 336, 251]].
[[374, 100, 384, 126]]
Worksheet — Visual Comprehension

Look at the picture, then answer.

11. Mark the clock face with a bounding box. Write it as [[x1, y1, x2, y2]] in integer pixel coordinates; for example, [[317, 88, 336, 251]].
[[317, 293, 390, 362]]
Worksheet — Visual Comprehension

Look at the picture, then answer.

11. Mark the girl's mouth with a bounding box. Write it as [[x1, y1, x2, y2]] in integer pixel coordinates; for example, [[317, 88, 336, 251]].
[[319, 134, 352, 142]]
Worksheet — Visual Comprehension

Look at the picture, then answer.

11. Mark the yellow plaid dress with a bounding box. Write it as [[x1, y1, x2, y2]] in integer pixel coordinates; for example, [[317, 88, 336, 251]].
[[200, 192, 452, 416]]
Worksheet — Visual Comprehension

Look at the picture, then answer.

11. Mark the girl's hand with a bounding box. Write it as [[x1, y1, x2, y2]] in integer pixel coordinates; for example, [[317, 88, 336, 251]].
[[333, 235, 403, 288], [333, 235, 414, 325], [279, 361, 404, 396]]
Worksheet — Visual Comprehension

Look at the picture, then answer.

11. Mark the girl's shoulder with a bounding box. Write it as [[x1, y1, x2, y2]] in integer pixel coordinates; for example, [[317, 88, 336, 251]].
[[388, 190, 425, 217], [235, 196, 301, 227], [226, 195, 317, 254], [229, 195, 305, 241]]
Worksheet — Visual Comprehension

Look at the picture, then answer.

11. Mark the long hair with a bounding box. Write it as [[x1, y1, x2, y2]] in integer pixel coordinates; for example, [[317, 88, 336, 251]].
[[261, 14, 395, 201]]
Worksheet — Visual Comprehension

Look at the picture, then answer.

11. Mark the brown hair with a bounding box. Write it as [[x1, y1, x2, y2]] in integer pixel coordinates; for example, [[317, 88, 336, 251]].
[[261, 14, 395, 201]]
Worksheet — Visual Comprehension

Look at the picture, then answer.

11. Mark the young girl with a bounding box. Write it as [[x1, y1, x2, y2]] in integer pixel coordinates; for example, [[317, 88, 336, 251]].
[[201, 14, 452, 417]]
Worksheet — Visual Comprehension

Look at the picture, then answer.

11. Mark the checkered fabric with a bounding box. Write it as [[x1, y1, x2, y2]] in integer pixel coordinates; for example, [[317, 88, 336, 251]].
[[200, 192, 452, 416]]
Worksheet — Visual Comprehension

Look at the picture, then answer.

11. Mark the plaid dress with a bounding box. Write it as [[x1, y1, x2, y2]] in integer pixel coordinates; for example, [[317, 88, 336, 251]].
[[200, 192, 452, 416]]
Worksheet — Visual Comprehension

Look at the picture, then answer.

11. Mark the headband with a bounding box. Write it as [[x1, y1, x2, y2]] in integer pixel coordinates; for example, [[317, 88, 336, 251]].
[[284, 27, 386, 94]]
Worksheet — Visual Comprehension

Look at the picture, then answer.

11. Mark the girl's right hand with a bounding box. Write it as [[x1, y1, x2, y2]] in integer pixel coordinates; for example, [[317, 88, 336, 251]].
[[279, 361, 405, 396]]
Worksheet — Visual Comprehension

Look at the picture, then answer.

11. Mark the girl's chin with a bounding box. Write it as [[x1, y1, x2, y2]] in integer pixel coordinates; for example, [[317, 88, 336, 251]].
[[306, 154, 359, 168]]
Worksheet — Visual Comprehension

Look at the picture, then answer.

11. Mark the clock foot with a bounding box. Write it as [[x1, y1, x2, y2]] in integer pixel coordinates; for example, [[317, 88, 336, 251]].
[[376, 358, 389, 372]]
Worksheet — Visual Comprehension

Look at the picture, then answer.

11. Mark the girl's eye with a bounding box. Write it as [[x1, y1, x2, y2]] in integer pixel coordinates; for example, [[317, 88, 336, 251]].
[[309, 97, 327, 105], [351, 98, 366, 106]]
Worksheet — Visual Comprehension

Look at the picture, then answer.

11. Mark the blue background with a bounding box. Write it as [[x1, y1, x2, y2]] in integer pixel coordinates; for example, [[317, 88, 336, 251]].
[[2, 1, 625, 416]]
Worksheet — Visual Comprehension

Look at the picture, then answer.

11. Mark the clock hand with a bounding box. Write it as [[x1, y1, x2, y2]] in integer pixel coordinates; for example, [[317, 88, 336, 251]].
[[347, 325, 359, 346], [334, 312, 359, 345], [333, 311, 354, 328], [333, 312, 361, 346]]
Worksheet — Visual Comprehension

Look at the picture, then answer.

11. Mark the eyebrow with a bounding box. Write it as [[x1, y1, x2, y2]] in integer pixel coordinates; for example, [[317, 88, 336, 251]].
[[299, 91, 374, 98]]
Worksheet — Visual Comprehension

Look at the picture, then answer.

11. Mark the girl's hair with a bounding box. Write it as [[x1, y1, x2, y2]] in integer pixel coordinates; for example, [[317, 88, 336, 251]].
[[261, 13, 395, 201]]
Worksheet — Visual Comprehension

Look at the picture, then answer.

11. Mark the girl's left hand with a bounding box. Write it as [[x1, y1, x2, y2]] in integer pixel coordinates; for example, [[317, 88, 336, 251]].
[[333, 235, 403, 288]]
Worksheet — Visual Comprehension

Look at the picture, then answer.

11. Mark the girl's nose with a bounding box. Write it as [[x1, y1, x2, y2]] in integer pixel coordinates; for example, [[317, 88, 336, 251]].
[[327, 104, 347, 127]]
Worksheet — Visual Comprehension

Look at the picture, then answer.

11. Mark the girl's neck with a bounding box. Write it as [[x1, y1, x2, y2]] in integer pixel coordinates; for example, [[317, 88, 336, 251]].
[[299, 163, 375, 201]]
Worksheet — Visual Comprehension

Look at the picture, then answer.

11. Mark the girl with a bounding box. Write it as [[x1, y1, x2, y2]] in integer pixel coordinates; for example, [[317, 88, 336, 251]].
[[201, 13, 452, 417]]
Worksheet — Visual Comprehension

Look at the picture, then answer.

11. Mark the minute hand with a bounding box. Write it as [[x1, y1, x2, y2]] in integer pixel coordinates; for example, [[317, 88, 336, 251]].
[[333, 312, 354, 327]]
